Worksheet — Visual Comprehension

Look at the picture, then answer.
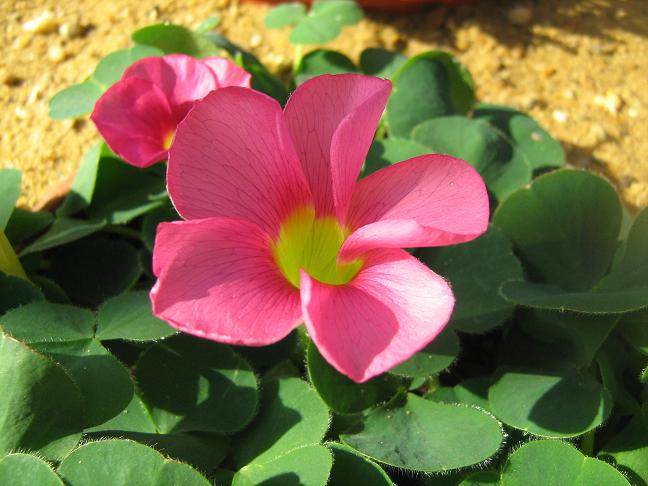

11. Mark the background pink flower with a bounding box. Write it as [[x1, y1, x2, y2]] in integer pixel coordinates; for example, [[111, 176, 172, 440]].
[[91, 54, 251, 168], [151, 74, 489, 382]]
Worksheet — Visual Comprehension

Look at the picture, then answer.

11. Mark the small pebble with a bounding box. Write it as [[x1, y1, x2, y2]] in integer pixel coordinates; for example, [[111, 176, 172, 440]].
[[552, 110, 568, 123], [58, 21, 81, 39], [22, 10, 58, 34], [14, 107, 28, 120], [593, 91, 623, 114], [249, 33, 262, 48], [508, 5, 533, 26], [562, 89, 576, 100], [48, 45, 65, 63], [13, 34, 31, 49], [628, 107, 639, 118], [1, 70, 22, 87]]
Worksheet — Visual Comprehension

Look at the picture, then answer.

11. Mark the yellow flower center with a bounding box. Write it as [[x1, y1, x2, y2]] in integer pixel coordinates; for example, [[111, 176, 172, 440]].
[[272, 206, 363, 288], [163, 131, 175, 151]]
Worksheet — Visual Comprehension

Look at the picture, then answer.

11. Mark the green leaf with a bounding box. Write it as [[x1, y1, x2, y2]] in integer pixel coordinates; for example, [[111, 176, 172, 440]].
[[460, 471, 500, 486], [5, 208, 53, 245], [327, 442, 393, 486], [264, 2, 306, 28], [289, 0, 362, 45], [20, 217, 107, 256], [493, 169, 622, 292], [194, 15, 221, 34], [141, 201, 179, 252], [96, 291, 176, 341], [474, 103, 565, 170], [595, 336, 641, 416], [233, 445, 332, 486], [48, 237, 141, 307], [295, 49, 357, 85], [32, 338, 134, 427], [57, 142, 103, 216], [0, 302, 95, 343], [132, 24, 220, 57], [518, 310, 619, 368], [0, 168, 21, 230], [48, 46, 163, 119], [0, 333, 83, 459], [48, 81, 103, 119], [87, 157, 166, 225], [205, 33, 288, 104], [599, 410, 648, 484], [93, 45, 164, 87], [85, 393, 157, 434], [0, 453, 63, 486], [387, 51, 474, 138], [620, 308, 648, 355], [489, 367, 613, 438], [502, 439, 629, 486], [233, 377, 329, 467], [307, 341, 401, 414], [363, 138, 430, 177], [57, 439, 211, 486], [136, 335, 258, 434], [342, 393, 503, 472], [420, 226, 523, 333], [360, 48, 407, 79], [412, 116, 531, 202], [0, 272, 44, 315], [426, 378, 492, 412], [390, 327, 459, 377]]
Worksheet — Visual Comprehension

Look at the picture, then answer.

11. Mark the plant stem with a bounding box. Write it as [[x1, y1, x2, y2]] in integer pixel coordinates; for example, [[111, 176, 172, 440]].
[[293, 44, 304, 76], [0, 230, 28, 281], [104, 225, 142, 241]]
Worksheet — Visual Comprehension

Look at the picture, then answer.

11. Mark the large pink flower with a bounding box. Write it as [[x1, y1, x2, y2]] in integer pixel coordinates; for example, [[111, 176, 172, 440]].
[[151, 74, 489, 382], [91, 54, 251, 168]]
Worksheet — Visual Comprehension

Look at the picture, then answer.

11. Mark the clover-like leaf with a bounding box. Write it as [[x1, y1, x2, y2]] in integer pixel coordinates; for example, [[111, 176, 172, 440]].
[[233, 377, 329, 468], [0, 272, 44, 315], [502, 439, 629, 485], [390, 327, 459, 378], [0, 333, 83, 459], [420, 225, 523, 333], [96, 291, 176, 341], [233, 445, 332, 486], [132, 24, 219, 57], [489, 367, 613, 438], [363, 138, 430, 177], [288, 0, 362, 45], [295, 49, 357, 85], [57, 439, 211, 486], [57, 143, 103, 217], [360, 48, 407, 80], [619, 308, 648, 355], [413, 116, 531, 202], [387, 51, 474, 138], [494, 169, 621, 292], [307, 341, 402, 414], [20, 217, 107, 256], [327, 442, 393, 486], [474, 103, 565, 171], [0, 453, 63, 486], [599, 410, 648, 484], [136, 335, 258, 434], [5, 208, 53, 246], [264, 2, 306, 28], [342, 393, 503, 472]]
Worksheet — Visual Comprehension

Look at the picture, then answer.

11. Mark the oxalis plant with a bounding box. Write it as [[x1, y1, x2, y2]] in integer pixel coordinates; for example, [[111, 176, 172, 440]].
[[1, 4, 647, 486]]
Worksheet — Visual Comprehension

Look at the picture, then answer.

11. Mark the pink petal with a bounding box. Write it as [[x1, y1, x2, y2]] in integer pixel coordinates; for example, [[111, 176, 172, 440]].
[[91, 77, 175, 167], [123, 54, 219, 118], [284, 74, 391, 220], [300, 248, 455, 382], [167, 86, 312, 236], [340, 154, 489, 261], [151, 217, 302, 346], [201, 57, 252, 88]]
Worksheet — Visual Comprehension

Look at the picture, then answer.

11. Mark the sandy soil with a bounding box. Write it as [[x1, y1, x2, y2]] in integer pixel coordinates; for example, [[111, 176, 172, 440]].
[[1, 0, 647, 209]]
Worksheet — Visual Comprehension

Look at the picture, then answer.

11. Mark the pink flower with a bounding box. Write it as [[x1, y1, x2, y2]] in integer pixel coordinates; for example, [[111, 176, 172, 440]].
[[91, 54, 251, 168], [150, 74, 489, 382]]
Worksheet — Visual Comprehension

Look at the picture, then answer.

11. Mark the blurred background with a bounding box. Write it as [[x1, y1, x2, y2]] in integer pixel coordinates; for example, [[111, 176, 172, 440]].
[[1, 0, 646, 209]]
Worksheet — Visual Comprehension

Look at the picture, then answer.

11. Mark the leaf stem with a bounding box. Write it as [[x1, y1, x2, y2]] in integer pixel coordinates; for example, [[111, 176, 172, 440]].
[[293, 44, 304, 76], [104, 225, 142, 241], [0, 230, 28, 281]]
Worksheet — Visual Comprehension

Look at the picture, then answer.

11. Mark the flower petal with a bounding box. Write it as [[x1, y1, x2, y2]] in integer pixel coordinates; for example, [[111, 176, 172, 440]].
[[201, 57, 252, 88], [300, 248, 455, 382], [340, 154, 489, 261], [123, 54, 219, 117], [284, 74, 391, 220], [151, 217, 302, 346], [167, 86, 311, 236], [91, 77, 175, 167]]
